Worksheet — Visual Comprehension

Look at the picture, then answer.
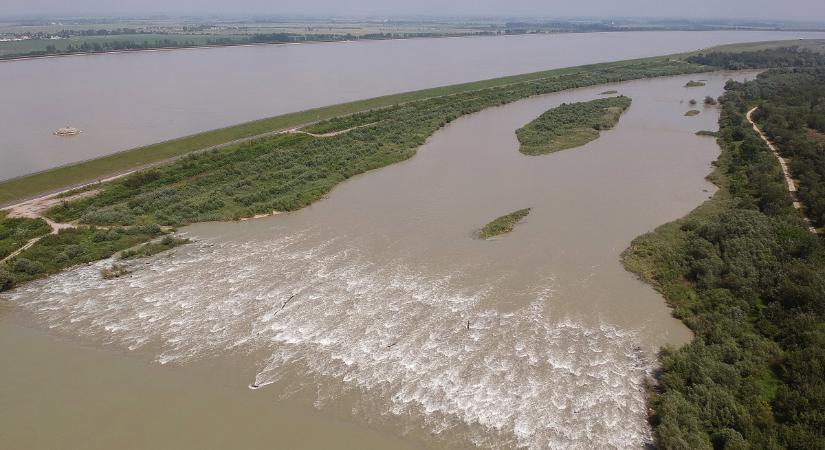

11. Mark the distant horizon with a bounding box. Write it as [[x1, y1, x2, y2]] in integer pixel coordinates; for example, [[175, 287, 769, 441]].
[[3, 0, 825, 23], [1, 13, 824, 27]]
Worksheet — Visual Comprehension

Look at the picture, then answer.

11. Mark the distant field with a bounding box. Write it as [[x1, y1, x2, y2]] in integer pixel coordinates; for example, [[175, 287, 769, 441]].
[[706, 38, 825, 53], [0, 34, 234, 57]]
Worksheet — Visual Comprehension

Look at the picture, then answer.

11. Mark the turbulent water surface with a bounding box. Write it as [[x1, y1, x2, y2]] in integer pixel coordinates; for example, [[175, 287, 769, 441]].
[[1, 71, 756, 449]]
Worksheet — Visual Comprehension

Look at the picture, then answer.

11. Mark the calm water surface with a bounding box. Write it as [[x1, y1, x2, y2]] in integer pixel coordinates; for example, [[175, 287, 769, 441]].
[[0, 71, 758, 448], [0, 31, 821, 180]]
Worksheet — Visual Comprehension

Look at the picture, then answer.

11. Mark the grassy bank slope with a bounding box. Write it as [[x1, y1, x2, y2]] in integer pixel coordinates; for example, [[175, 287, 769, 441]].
[[516, 96, 631, 155]]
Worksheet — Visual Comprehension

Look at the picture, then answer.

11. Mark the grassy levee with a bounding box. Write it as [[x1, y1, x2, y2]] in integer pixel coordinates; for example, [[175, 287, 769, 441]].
[[0, 54, 685, 207]]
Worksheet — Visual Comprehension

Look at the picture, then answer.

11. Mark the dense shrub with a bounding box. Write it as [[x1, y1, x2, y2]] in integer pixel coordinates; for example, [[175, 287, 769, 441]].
[[624, 56, 825, 448]]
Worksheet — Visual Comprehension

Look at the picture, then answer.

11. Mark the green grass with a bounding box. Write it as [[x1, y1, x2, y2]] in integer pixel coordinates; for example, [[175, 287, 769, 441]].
[[0, 53, 700, 207], [685, 80, 706, 87], [684, 109, 701, 116], [516, 96, 632, 155], [479, 208, 531, 239]]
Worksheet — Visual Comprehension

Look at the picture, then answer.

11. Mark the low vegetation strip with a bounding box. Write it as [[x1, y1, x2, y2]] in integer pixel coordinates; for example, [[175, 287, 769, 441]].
[[478, 208, 531, 239], [623, 49, 825, 449], [515, 96, 631, 155]]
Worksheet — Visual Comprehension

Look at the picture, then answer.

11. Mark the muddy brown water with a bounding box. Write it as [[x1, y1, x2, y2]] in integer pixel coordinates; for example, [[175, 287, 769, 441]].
[[1, 71, 758, 449], [1, 30, 822, 181]]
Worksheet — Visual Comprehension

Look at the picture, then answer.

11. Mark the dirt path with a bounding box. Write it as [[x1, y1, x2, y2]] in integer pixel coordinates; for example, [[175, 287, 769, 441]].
[[0, 190, 107, 264], [285, 123, 377, 138], [747, 107, 818, 234]]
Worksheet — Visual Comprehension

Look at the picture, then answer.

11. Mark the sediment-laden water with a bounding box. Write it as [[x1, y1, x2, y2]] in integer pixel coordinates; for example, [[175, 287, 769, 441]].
[[1, 71, 757, 449]]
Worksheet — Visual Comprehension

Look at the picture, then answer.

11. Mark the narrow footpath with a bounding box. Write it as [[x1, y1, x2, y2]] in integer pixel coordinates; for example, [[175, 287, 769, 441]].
[[747, 107, 818, 234]]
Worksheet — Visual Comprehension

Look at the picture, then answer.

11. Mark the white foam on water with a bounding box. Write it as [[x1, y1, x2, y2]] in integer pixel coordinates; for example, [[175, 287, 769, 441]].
[[3, 230, 653, 448]]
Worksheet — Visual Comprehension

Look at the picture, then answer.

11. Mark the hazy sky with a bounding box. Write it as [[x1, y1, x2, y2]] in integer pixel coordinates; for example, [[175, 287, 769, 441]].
[[4, 0, 825, 22]]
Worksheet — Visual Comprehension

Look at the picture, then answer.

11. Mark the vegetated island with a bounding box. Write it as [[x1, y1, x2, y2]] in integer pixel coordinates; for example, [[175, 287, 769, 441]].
[[515, 96, 632, 155], [695, 130, 718, 137], [685, 80, 706, 87], [684, 109, 701, 116], [478, 208, 531, 239], [599, 90, 619, 95], [623, 48, 825, 448]]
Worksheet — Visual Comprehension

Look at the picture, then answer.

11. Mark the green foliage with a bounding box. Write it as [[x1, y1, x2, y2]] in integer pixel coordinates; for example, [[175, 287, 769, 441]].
[[478, 208, 531, 239], [0, 213, 52, 259], [688, 46, 825, 70], [696, 130, 719, 137], [747, 68, 825, 228], [515, 96, 632, 155], [686, 80, 707, 87], [685, 110, 701, 116], [0, 224, 164, 291], [623, 57, 825, 448]]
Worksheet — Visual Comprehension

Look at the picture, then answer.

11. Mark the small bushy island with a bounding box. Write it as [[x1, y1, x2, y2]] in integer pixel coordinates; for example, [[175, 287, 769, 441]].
[[478, 208, 531, 239], [684, 109, 701, 116], [515, 96, 632, 155], [599, 90, 619, 95], [685, 80, 706, 87]]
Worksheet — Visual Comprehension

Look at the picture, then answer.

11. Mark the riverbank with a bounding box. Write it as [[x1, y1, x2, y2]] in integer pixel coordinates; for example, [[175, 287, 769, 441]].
[[622, 51, 825, 448]]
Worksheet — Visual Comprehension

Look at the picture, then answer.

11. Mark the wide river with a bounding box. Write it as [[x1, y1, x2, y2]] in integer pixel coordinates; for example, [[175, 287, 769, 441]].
[[1, 70, 758, 448], [0, 30, 823, 180]]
